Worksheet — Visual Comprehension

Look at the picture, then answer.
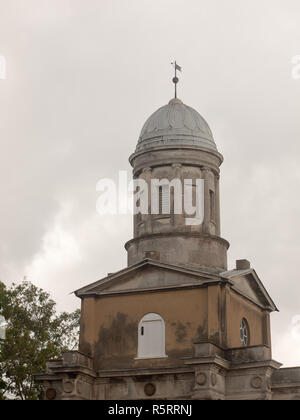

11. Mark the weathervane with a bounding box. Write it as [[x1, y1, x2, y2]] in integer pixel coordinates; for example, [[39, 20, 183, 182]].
[[171, 61, 182, 98]]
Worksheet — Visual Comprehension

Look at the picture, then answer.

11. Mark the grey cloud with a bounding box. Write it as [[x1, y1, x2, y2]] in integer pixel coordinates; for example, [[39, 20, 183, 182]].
[[0, 0, 300, 366]]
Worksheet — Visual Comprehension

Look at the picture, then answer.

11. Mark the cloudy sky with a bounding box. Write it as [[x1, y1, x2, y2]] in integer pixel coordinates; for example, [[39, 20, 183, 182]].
[[0, 0, 300, 366]]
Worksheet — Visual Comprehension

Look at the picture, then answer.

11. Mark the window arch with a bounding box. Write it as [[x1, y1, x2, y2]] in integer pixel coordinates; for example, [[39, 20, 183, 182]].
[[137, 313, 167, 359], [240, 318, 250, 347]]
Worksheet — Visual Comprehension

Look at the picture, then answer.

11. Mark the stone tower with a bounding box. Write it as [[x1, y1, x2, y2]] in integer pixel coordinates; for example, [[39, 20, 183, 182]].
[[127, 97, 228, 272], [37, 94, 300, 400]]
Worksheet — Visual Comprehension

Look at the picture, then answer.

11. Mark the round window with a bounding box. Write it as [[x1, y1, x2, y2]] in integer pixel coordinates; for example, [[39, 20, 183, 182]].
[[240, 318, 249, 347]]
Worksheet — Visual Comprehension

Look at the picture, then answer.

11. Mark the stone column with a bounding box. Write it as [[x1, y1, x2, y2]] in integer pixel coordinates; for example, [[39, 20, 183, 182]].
[[202, 167, 211, 234], [172, 163, 183, 228], [215, 173, 221, 236], [184, 349, 228, 400], [141, 167, 152, 235]]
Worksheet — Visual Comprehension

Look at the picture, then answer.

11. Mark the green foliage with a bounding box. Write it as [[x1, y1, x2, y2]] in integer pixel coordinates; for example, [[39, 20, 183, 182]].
[[0, 280, 80, 400]]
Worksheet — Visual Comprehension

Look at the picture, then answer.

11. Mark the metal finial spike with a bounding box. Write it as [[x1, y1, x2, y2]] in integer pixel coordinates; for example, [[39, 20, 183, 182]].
[[171, 61, 182, 98]]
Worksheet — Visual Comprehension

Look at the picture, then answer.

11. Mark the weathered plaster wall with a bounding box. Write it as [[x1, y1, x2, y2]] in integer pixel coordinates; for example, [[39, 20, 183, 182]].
[[79, 297, 96, 357], [79, 288, 208, 371], [79, 284, 270, 371], [225, 290, 268, 348]]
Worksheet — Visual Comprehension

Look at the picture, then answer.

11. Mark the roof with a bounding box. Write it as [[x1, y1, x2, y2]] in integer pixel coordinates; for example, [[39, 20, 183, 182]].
[[74, 259, 278, 312], [220, 268, 278, 312], [136, 98, 217, 152]]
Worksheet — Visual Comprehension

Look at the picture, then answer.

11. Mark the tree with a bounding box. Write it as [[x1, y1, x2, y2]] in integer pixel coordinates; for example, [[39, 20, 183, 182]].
[[0, 280, 80, 400]]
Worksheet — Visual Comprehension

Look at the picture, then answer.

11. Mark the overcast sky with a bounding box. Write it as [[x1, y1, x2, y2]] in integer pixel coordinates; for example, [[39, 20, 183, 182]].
[[0, 0, 300, 366]]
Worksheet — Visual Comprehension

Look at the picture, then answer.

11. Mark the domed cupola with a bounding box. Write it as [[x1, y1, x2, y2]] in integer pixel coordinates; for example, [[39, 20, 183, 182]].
[[127, 91, 229, 272], [136, 98, 217, 152]]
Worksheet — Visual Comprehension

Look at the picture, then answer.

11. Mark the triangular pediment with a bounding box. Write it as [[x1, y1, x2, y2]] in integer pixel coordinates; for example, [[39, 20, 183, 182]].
[[232, 275, 263, 303], [220, 269, 278, 312], [75, 260, 278, 312], [75, 259, 221, 297]]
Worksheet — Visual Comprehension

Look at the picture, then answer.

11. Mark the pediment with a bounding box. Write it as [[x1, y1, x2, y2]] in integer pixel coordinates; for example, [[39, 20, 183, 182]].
[[75, 260, 220, 297], [232, 275, 266, 305], [220, 269, 278, 312], [75, 260, 278, 312]]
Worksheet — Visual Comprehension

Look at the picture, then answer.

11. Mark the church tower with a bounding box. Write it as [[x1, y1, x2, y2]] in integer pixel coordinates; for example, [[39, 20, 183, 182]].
[[127, 96, 228, 272], [37, 78, 300, 400]]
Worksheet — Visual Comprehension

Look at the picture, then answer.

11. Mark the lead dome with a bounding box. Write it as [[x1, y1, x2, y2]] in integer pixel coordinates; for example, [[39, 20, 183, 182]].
[[136, 98, 217, 152]]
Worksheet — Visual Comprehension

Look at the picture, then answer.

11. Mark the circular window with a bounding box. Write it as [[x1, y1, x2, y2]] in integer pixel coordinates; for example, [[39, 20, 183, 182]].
[[240, 318, 249, 347]]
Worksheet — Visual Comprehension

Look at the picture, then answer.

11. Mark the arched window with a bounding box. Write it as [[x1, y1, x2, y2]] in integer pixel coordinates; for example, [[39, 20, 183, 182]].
[[240, 318, 250, 347], [0, 55, 6, 80], [137, 313, 167, 359]]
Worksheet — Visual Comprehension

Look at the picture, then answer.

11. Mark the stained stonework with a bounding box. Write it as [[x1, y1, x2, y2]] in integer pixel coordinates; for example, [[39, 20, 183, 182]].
[[36, 97, 300, 400]]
